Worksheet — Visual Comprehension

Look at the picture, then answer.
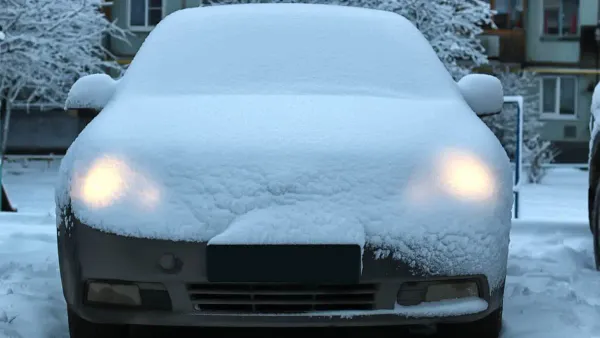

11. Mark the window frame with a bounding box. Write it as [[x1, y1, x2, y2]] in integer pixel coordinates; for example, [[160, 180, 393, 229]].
[[539, 75, 578, 120], [541, 0, 580, 37], [487, 0, 526, 30], [127, 0, 165, 32]]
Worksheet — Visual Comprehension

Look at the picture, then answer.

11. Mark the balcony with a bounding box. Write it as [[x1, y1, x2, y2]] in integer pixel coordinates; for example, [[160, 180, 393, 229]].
[[480, 29, 526, 64]]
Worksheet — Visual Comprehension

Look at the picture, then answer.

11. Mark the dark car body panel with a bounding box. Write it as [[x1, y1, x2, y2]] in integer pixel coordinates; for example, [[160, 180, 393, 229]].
[[58, 208, 504, 328]]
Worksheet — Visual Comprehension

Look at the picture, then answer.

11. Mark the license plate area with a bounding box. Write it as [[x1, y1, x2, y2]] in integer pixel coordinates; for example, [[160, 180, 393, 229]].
[[206, 244, 361, 284]]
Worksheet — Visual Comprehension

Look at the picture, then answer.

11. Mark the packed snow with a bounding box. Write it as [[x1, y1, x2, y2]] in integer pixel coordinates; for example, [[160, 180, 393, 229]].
[[64, 74, 118, 110], [0, 162, 596, 337], [57, 4, 513, 292], [302, 298, 488, 318]]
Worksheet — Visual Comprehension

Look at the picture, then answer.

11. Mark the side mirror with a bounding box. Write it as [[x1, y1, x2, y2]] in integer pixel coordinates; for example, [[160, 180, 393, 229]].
[[457, 74, 504, 117], [64, 74, 118, 110]]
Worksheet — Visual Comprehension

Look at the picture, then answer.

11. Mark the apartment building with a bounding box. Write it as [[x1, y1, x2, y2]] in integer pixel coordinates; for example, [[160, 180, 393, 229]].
[[481, 0, 600, 163]]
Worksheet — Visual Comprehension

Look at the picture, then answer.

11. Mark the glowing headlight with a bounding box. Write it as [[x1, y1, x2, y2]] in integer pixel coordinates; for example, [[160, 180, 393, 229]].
[[75, 156, 128, 208], [73, 155, 161, 210], [438, 149, 495, 201]]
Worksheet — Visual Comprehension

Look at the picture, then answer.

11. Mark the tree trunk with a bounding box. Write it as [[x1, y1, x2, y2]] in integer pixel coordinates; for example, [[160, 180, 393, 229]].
[[0, 95, 7, 212], [0, 97, 11, 169], [0, 93, 17, 212]]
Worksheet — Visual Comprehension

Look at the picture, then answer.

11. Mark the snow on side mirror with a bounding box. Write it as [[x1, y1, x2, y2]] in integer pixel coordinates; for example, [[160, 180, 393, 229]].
[[457, 74, 504, 117], [64, 74, 118, 111], [592, 82, 600, 121]]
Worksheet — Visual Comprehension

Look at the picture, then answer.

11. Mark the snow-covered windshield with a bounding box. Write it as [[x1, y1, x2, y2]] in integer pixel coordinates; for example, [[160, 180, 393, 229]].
[[117, 4, 460, 99]]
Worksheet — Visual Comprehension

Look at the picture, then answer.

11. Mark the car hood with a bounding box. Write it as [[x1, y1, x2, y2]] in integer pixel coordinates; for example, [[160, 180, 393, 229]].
[[57, 94, 512, 289]]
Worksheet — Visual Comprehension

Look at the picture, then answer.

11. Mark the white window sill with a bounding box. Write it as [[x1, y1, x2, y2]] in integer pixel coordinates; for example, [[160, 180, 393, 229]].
[[540, 113, 578, 121], [128, 25, 156, 32]]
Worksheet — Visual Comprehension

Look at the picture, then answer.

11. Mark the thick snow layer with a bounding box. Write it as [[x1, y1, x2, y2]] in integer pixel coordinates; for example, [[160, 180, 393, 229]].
[[516, 168, 587, 221], [504, 220, 600, 338], [64, 74, 117, 110], [58, 4, 512, 291], [1, 164, 598, 338], [207, 202, 366, 246], [457, 74, 504, 114], [58, 95, 513, 290]]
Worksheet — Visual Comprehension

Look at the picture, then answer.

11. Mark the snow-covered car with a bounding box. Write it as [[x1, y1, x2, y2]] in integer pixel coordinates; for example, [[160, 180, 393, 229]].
[[589, 84, 600, 269], [57, 3, 512, 338]]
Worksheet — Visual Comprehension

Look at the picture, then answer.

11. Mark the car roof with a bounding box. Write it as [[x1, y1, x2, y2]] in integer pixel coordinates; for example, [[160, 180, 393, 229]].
[[116, 3, 459, 100]]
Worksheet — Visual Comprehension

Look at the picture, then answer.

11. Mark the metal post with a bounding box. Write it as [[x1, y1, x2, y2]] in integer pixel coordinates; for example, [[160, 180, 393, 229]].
[[504, 96, 524, 219]]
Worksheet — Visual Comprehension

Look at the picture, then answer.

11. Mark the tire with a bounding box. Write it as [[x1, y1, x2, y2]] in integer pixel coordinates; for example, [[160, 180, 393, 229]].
[[592, 183, 600, 270], [67, 308, 129, 338], [438, 307, 503, 338]]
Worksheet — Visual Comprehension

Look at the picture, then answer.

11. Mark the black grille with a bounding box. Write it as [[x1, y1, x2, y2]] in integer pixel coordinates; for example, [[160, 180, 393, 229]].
[[187, 283, 378, 313]]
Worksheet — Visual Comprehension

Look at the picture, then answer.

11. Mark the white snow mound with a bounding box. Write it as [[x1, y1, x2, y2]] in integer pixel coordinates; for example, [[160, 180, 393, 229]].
[[57, 4, 512, 291], [65, 74, 117, 110], [457, 74, 504, 114]]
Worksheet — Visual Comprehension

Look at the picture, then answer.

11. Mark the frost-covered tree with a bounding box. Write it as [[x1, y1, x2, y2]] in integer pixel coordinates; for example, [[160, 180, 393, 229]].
[[205, 0, 494, 79], [483, 66, 557, 183], [0, 0, 129, 161]]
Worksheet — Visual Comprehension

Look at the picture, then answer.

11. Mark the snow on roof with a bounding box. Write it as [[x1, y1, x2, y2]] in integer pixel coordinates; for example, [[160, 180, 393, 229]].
[[116, 3, 459, 99]]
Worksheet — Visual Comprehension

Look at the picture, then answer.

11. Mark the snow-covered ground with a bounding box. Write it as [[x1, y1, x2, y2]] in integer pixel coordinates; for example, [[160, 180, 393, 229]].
[[0, 161, 595, 337]]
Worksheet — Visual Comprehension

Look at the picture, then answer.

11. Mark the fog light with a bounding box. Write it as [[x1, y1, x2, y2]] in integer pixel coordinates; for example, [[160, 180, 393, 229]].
[[86, 282, 142, 306], [425, 282, 479, 302]]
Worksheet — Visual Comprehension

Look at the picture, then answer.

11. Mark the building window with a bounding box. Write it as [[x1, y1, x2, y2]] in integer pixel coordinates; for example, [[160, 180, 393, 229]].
[[484, 0, 525, 29], [541, 76, 577, 118], [543, 0, 579, 36], [129, 0, 162, 30]]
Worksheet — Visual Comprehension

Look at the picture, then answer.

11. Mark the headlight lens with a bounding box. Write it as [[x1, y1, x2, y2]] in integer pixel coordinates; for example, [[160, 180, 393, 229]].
[[77, 156, 128, 208], [72, 155, 161, 210], [438, 149, 495, 201]]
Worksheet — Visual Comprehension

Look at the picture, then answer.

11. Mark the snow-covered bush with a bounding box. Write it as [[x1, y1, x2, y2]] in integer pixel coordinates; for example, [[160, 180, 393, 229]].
[[205, 0, 494, 79], [482, 66, 557, 183], [524, 134, 558, 183], [0, 0, 129, 157]]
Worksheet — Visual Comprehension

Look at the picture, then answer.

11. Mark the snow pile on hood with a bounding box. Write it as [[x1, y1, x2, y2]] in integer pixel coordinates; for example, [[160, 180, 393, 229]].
[[64, 74, 118, 110], [57, 4, 512, 290]]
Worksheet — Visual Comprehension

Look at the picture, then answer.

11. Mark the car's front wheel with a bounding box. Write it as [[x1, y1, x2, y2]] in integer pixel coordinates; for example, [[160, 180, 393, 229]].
[[438, 307, 503, 338], [67, 308, 129, 338]]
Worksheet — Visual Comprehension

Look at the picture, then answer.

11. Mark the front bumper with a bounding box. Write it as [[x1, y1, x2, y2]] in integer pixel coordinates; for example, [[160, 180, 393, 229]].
[[58, 213, 505, 328]]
